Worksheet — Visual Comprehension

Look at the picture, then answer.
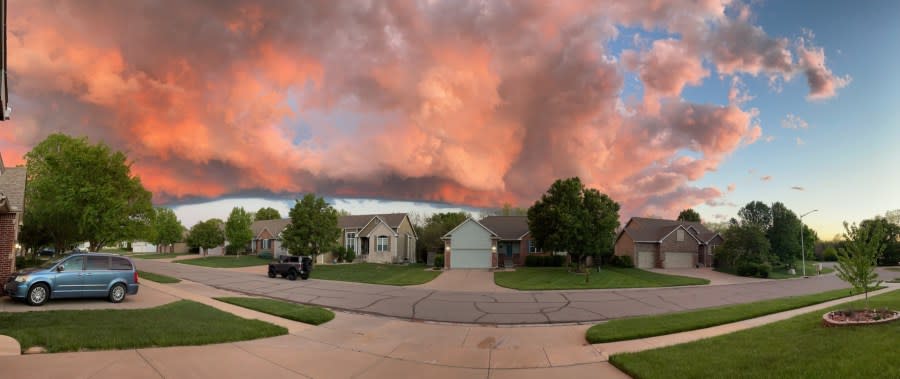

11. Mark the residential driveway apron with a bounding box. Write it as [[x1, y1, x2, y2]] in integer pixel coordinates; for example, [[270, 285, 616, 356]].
[[412, 269, 514, 292], [136, 259, 852, 325], [645, 267, 772, 285]]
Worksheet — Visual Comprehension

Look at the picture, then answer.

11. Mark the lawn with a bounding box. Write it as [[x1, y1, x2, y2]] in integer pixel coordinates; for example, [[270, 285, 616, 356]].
[[0, 300, 286, 353], [177, 255, 270, 268], [769, 260, 835, 279], [132, 253, 194, 260], [312, 263, 440, 285], [586, 287, 861, 343], [137, 270, 181, 283], [610, 289, 900, 378], [216, 297, 335, 325], [494, 267, 709, 290]]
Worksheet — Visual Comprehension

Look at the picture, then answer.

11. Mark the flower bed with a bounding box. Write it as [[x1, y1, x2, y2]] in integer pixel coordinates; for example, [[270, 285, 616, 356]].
[[822, 309, 900, 327]]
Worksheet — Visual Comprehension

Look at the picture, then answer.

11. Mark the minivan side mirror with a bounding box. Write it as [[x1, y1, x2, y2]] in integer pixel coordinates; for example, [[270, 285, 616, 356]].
[[56, 265, 64, 272]]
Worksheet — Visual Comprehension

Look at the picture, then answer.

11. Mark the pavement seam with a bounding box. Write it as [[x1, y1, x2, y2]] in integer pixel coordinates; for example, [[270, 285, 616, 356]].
[[230, 342, 312, 378], [541, 346, 553, 367], [410, 290, 435, 321], [134, 349, 166, 379], [86, 353, 138, 379]]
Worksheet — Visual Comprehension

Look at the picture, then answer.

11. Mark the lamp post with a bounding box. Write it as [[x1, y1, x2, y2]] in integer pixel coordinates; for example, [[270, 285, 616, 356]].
[[799, 209, 819, 277]]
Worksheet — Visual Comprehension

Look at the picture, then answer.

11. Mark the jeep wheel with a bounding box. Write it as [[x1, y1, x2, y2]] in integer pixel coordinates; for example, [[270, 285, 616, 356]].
[[26, 283, 50, 306], [300, 271, 310, 280], [286, 270, 297, 281], [108, 283, 127, 303], [268, 269, 277, 278]]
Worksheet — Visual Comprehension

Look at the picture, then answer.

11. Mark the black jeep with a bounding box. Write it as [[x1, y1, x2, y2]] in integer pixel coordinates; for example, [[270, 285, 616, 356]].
[[268, 255, 312, 280]]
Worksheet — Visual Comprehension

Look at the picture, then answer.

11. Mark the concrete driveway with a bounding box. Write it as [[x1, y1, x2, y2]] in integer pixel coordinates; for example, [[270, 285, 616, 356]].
[[645, 267, 771, 285], [135, 259, 853, 325], [413, 269, 514, 292], [0, 283, 178, 312]]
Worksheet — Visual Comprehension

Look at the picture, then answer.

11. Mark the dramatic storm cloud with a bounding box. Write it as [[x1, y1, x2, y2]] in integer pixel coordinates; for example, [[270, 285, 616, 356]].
[[0, 0, 848, 219]]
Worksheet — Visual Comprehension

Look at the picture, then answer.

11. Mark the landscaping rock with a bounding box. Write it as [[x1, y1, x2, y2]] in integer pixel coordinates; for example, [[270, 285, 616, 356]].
[[23, 346, 47, 354]]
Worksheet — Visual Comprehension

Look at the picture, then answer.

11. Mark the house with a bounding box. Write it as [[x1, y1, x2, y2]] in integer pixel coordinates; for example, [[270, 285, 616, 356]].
[[0, 152, 26, 286], [131, 241, 157, 253], [441, 216, 561, 269], [250, 213, 418, 264], [614, 217, 724, 269]]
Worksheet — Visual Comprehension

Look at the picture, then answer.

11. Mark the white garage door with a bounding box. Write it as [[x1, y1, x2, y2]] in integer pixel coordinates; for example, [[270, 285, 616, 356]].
[[451, 249, 492, 269], [637, 251, 655, 269], [664, 252, 694, 268]]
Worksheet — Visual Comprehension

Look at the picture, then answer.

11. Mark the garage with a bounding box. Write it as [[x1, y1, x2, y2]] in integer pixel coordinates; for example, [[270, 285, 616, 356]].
[[637, 251, 655, 269], [443, 218, 498, 269], [663, 252, 694, 268]]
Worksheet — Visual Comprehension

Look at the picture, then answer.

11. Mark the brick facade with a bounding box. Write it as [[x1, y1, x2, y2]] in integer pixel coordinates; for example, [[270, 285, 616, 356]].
[[0, 212, 17, 289]]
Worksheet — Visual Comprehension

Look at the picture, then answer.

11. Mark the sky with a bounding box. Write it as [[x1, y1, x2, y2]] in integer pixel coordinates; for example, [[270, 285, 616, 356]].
[[0, 0, 897, 239]]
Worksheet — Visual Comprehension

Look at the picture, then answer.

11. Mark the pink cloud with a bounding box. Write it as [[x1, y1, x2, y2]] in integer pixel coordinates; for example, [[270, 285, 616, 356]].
[[797, 39, 851, 100], [781, 113, 810, 129]]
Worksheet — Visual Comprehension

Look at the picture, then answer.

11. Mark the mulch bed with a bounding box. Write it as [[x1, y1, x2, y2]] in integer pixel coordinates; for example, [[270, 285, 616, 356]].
[[823, 309, 900, 327]]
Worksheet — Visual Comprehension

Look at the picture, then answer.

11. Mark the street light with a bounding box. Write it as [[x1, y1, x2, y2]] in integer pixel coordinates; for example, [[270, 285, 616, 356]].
[[799, 209, 819, 277]]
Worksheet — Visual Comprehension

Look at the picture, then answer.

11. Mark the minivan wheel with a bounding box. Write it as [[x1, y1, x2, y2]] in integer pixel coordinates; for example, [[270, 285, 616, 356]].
[[286, 270, 297, 281], [27, 283, 50, 306], [109, 283, 127, 303]]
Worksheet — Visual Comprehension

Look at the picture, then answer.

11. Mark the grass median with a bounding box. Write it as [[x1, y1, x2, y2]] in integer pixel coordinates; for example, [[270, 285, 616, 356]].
[[587, 287, 865, 343], [132, 253, 194, 260], [311, 263, 440, 285], [0, 300, 286, 353], [137, 270, 181, 283], [216, 297, 335, 325], [495, 267, 709, 290], [610, 289, 900, 378], [177, 255, 270, 268]]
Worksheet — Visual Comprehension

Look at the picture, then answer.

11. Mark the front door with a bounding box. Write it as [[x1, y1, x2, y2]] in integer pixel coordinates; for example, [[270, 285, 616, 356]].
[[53, 256, 85, 298], [505, 244, 514, 266]]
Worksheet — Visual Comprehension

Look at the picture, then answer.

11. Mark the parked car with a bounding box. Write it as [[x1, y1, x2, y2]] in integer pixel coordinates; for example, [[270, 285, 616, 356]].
[[268, 255, 312, 280], [37, 247, 55, 257], [4, 253, 139, 306]]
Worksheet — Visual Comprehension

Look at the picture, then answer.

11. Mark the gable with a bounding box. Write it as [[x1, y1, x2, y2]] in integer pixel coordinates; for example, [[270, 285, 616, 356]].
[[659, 225, 702, 244], [442, 218, 499, 240]]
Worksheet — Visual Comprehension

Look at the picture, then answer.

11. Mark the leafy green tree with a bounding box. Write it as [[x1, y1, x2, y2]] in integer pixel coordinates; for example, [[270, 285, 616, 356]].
[[187, 219, 225, 256], [25, 133, 153, 251], [527, 177, 620, 271], [418, 212, 470, 256], [801, 224, 818, 260], [858, 217, 900, 266], [281, 194, 340, 259], [835, 222, 885, 309], [738, 201, 772, 231], [148, 208, 184, 253], [716, 224, 771, 269], [18, 217, 52, 258], [677, 209, 701, 222], [254, 207, 282, 221], [767, 202, 801, 264], [225, 207, 253, 256]]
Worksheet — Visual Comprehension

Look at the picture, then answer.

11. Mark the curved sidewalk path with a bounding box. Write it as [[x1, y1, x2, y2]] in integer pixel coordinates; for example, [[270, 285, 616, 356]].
[[136, 260, 853, 325]]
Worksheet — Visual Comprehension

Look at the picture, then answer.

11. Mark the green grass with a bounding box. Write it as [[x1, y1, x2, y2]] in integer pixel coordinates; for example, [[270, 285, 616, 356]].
[[494, 267, 709, 290], [177, 255, 270, 268], [586, 288, 860, 343], [610, 289, 900, 379], [137, 270, 181, 283], [768, 261, 834, 279], [311, 263, 440, 285], [0, 300, 286, 353], [132, 253, 194, 260], [216, 297, 335, 325]]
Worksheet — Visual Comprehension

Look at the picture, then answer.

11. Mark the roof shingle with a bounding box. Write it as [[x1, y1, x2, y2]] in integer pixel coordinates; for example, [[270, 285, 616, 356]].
[[479, 216, 530, 240], [0, 166, 26, 213], [620, 217, 718, 242]]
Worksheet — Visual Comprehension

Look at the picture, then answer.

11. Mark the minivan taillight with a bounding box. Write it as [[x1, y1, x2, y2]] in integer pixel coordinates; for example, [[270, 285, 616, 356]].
[[134, 271, 139, 283]]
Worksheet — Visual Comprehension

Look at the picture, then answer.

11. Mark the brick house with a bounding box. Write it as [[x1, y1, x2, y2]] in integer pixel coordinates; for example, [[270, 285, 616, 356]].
[[614, 217, 724, 269], [0, 152, 26, 287]]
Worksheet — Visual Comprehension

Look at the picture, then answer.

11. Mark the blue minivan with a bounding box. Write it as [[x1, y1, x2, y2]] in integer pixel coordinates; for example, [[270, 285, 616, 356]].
[[4, 253, 139, 306]]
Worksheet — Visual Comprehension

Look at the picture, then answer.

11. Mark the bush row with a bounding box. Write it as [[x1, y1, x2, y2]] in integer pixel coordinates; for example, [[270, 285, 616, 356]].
[[736, 262, 771, 278], [608, 255, 634, 268]]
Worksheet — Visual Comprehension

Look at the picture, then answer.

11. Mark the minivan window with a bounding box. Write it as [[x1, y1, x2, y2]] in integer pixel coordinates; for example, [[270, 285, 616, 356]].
[[60, 257, 84, 271], [111, 257, 133, 271], [85, 256, 110, 270]]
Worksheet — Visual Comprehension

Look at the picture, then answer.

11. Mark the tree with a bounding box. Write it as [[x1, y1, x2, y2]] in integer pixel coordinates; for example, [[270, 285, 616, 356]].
[[418, 212, 470, 256], [148, 208, 184, 253], [801, 223, 818, 260], [25, 133, 153, 251], [187, 219, 225, 256], [281, 194, 340, 259], [527, 177, 620, 272], [487, 203, 528, 216], [225, 207, 253, 256], [677, 209, 701, 222], [254, 207, 282, 221], [716, 224, 771, 269], [738, 201, 772, 231], [835, 222, 885, 309], [767, 202, 801, 265], [858, 217, 900, 266]]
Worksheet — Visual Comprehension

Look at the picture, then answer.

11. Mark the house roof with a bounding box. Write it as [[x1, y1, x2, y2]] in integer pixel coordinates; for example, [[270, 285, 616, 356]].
[[0, 166, 26, 213], [479, 216, 529, 240], [441, 217, 500, 240], [250, 218, 291, 238], [338, 213, 408, 229], [358, 216, 399, 237], [619, 217, 718, 243]]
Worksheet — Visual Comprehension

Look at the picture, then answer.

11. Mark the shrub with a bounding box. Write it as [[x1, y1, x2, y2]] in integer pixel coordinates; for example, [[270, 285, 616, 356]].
[[344, 248, 356, 263], [434, 254, 444, 268], [258, 251, 273, 260], [332, 246, 346, 262], [822, 247, 838, 262], [611, 255, 634, 268], [736, 263, 758, 277], [756, 262, 771, 278], [552, 255, 565, 267]]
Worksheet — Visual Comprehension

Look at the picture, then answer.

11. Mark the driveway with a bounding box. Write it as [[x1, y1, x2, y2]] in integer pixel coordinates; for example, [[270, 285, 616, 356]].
[[135, 259, 852, 325], [412, 269, 514, 292], [646, 267, 771, 285], [0, 284, 178, 312]]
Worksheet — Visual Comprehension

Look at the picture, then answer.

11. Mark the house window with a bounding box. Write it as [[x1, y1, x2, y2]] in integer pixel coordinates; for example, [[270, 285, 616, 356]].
[[376, 236, 389, 252], [677, 229, 685, 242], [528, 240, 542, 253], [346, 232, 356, 251]]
